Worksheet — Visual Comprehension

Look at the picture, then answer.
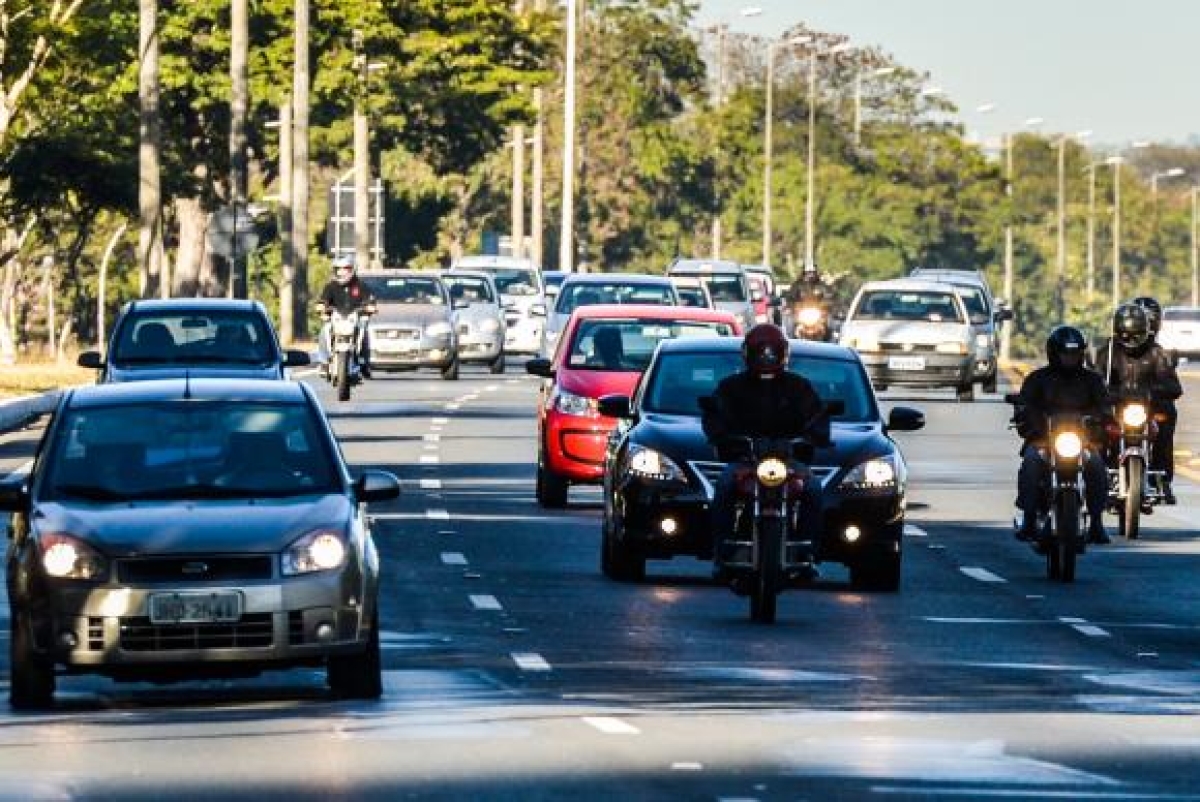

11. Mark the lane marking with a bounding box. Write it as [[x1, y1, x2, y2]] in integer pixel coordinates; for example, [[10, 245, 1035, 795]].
[[870, 788, 1191, 799], [512, 652, 551, 671], [671, 762, 703, 771], [1, 459, 34, 482], [432, 417, 450, 424], [582, 716, 640, 735], [423, 433, 441, 442], [425, 509, 450, 520], [419, 454, 440, 464], [444, 403, 461, 410], [470, 594, 502, 611], [485, 385, 499, 392], [440, 552, 467, 565], [419, 479, 443, 490], [960, 567, 1007, 583], [1059, 616, 1110, 638], [423, 443, 438, 451], [903, 524, 928, 538]]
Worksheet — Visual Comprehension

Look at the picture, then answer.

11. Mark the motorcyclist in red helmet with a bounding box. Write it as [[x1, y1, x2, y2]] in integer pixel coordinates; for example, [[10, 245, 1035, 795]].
[[702, 323, 830, 578]]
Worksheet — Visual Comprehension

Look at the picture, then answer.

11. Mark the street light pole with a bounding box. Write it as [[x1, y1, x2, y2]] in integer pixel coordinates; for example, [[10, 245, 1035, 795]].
[[1056, 135, 1067, 321], [511, 0, 526, 260], [762, 35, 810, 268], [804, 47, 817, 269], [559, 0, 578, 273], [1192, 186, 1199, 306], [1001, 132, 1014, 361], [1086, 162, 1097, 300]]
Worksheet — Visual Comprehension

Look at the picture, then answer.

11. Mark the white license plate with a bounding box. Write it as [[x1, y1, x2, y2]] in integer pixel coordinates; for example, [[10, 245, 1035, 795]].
[[887, 355, 926, 371], [374, 341, 417, 354], [150, 592, 242, 624]]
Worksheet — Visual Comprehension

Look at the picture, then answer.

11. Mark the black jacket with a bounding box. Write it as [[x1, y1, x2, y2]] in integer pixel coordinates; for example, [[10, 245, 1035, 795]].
[[1092, 336, 1182, 407], [318, 277, 375, 315], [702, 370, 830, 461], [1016, 364, 1112, 444]]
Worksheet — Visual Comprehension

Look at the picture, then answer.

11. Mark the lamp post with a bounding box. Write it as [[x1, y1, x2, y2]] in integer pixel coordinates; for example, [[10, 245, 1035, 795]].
[[853, 65, 895, 147], [801, 41, 851, 270], [1105, 140, 1150, 304], [1192, 185, 1199, 306], [1084, 160, 1100, 300], [559, 0, 578, 273], [352, 30, 386, 272], [1053, 130, 1090, 321], [762, 34, 811, 267]]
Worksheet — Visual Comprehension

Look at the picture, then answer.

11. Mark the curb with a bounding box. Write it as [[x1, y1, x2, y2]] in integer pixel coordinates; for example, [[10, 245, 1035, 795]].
[[0, 391, 60, 434]]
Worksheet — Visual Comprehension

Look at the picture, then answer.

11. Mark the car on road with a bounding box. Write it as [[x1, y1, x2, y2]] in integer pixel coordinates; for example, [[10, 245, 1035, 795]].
[[839, 278, 980, 401], [450, 256, 548, 355], [526, 305, 740, 507], [0, 378, 401, 708], [441, 270, 507, 374], [909, 267, 1013, 392], [598, 336, 924, 588], [542, 273, 681, 356], [542, 270, 568, 306], [77, 299, 310, 382], [666, 259, 757, 332], [359, 270, 460, 379], [739, 264, 778, 324], [670, 276, 715, 308], [1158, 306, 1200, 361]]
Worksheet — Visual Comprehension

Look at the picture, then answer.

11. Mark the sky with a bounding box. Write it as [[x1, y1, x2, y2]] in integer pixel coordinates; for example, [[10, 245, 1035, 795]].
[[697, 0, 1200, 150]]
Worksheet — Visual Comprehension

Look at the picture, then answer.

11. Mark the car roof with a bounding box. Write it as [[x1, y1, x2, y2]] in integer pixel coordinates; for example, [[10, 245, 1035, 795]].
[[359, 269, 443, 280], [668, 258, 744, 274], [124, 298, 267, 313], [559, 273, 673, 286], [568, 304, 736, 324], [65, 378, 312, 409], [857, 278, 968, 294], [909, 268, 989, 287], [655, 335, 859, 362], [439, 269, 495, 283], [451, 255, 541, 271]]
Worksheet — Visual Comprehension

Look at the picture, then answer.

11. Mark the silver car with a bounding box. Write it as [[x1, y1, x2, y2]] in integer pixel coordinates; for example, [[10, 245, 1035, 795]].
[[542, 273, 680, 357], [441, 270, 507, 374], [450, 256, 548, 355], [360, 270, 461, 380], [666, 258, 757, 332]]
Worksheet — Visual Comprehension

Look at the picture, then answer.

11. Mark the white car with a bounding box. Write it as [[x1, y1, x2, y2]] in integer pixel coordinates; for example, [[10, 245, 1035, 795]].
[[450, 256, 548, 355], [1158, 306, 1200, 361]]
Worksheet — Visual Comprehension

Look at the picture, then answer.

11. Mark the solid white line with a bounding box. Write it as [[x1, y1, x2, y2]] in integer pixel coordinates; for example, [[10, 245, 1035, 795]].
[[419, 454, 440, 464], [903, 524, 928, 538], [582, 716, 640, 735], [671, 762, 704, 771], [1058, 616, 1086, 624], [425, 509, 450, 520], [470, 594, 502, 611], [511, 652, 551, 671], [440, 552, 467, 565], [432, 417, 450, 424], [960, 566, 1007, 583], [445, 403, 461, 410], [870, 788, 1188, 799], [1073, 624, 1111, 638], [419, 479, 443, 490]]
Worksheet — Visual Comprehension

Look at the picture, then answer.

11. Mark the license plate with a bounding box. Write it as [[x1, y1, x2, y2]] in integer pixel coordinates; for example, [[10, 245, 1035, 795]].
[[150, 592, 242, 624], [374, 341, 417, 354], [887, 355, 926, 371]]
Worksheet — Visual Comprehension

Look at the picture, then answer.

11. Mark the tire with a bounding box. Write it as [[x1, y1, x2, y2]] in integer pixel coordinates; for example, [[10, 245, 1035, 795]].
[[983, 375, 998, 394], [1053, 491, 1080, 583], [955, 383, 975, 403], [336, 351, 351, 402], [441, 357, 460, 381], [1122, 456, 1144, 541], [535, 463, 569, 508], [327, 609, 382, 700], [10, 613, 55, 710], [601, 504, 645, 582], [489, 352, 506, 374], [850, 553, 902, 592], [749, 518, 782, 623]]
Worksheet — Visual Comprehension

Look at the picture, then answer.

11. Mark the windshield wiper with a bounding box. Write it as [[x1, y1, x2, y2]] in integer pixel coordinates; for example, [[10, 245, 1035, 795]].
[[54, 484, 132, 501], [175, 355, 270, 365], [118, 484, 256, 501]]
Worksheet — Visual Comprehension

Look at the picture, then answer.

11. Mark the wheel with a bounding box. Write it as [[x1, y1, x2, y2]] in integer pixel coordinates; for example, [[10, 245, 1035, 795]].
[[488, 352, 506, 374], [336, 351, 351, 402], [1122, 456, 1144, 541], [601, 502, 645, 582], [955, 383, 975, 403], [327, 608, 382, 700], [441, 357, 460, 381], [850, 553, 902, 592], [535, 463, 569, 508], [10, 613, 55, 710], [983, 375, 998, 394], [1053, 491, 1080, 583], [749, 518, 782, 623]]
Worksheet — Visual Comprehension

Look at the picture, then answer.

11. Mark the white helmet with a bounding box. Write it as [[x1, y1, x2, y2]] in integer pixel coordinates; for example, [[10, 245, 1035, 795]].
[[332, 255, 355, 284]]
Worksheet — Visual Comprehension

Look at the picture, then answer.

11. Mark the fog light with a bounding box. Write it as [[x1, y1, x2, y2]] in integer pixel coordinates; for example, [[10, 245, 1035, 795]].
[[660, 517, 679, 535], [315, 623, 335, 642], [844, 525, 862, 543], [57, 631, 78, 649]]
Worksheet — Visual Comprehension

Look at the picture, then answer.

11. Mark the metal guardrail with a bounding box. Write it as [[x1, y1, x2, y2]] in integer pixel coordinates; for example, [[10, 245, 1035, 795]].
[[0, 390, 60, 433]]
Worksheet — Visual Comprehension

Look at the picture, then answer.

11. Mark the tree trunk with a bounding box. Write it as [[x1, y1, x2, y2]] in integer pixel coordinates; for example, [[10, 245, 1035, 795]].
[[0, 218, 35, 364], [291, 0, 311, 341], [139, 0, 165, 297], [229, 0, 250, 298], [172, 198, 208, 296]]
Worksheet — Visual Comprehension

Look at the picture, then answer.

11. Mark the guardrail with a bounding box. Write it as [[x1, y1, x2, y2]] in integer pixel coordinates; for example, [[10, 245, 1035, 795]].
[[0, 390, 60, 434]]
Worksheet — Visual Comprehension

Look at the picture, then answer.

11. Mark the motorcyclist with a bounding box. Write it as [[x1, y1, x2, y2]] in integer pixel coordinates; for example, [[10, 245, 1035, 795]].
[[787, 262, 831, 340], [1094, 301, 1182, 504], [317, 256, 376, 379], [702, 323, 830, 575], [1013, 325, 1113, 544]]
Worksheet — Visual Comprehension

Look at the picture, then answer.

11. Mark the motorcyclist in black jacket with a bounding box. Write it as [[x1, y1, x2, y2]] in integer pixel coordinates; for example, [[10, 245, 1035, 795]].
[[316, 256, 376, 378], [1093, 301, 1183, 504], [702, 323, 830, 572], [1014, 325, 1113, 544]]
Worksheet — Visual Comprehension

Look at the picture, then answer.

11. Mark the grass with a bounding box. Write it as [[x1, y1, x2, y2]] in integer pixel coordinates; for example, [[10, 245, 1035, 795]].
[[0, 361, 95, 398]]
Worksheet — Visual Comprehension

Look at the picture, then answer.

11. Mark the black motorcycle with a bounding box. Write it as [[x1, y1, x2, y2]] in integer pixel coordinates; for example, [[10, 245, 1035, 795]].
[[1107, 393, 1166, 540], [791, 303, 832, 342]]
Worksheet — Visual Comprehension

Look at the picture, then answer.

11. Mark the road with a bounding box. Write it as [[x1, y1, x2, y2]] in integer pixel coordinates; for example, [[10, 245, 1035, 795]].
[[0, 366, 1196, 800]]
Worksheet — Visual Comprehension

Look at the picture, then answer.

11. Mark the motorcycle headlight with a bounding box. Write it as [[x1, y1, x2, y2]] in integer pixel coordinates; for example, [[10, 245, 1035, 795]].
[[479, 318, 501, 333], [282, 529, 347, 576], [838, 455, 898, 490], [1053, 431, 1083, 459], [626, 444, 686, 483], [425, 321, 453, 338], [553, 389, 597, 417], [332, 319, 358, 336], [797, 307, 823, 327], [40, 533, 107, 580], [756, 458, 789, 488], [1121, 403, 1148, 428]]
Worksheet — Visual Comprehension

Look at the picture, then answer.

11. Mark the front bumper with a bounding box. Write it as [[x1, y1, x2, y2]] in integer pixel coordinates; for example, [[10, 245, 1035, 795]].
[[456, 329, 504, 363], [859, 352, 974, 388], [505, 316, 545, 354], [369, 332, 456, 369], [545, 412, 615, 483]]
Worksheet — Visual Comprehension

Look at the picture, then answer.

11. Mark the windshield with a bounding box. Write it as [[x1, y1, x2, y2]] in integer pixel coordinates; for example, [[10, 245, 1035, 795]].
[[362, 276, 445, 305], [642, 352, 874, 422], [676, 287, 710, 308], [566, 319, 735, 372], [1164, 307, 1200, 322], [111, 310, 276, 367], [43, 400, 339, 501], [555, 281, 676, 316], [701, 275, 748, 302], [444, 276, 495, 304], [488, 269, 541, 297], [853, 290, 964, 323]]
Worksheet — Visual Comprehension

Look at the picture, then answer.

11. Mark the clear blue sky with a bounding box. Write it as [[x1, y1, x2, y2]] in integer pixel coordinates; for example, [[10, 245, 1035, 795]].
[[697, 0, 1199, 148]]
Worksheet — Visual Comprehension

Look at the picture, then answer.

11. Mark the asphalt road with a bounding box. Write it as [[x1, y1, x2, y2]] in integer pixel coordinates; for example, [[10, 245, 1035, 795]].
[[0, 365, 1197, 801]]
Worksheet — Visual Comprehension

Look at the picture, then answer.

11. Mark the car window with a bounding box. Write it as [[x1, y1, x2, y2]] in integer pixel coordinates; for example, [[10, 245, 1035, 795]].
[[852, 290, 964, 323], [1164, 308, 1200, 322], [362, 276, 445, 305], [567, 319, 734, 372], [43, 400, 339, 501], [957, 287, 990, 321], [642, 352, 873, 422], [444, 276, 495, 304], [702, 275, 747, 302], [488, 269, 540, 296], [676, 287, 709, 307], [111, 310, 275, 366], [555, 282, 676, 315]]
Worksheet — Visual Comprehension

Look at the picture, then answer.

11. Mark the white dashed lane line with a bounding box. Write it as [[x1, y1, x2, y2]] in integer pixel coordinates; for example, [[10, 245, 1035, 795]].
[[1060, 616, 1111, 638], [511, 652, 551, 672], [419, 455, 440, 464], [903, 524, 928, 538], [425, 509, 450, 520], [423, 433, 441, 442], [432, 417, 450, 425], [582, 717, 640, 735], [960, 566, 1007, 583], [470, 594, 502, 611], [419, 479, 442, 490], [671, 762, 703, 772], [440, 552, 467, 565]]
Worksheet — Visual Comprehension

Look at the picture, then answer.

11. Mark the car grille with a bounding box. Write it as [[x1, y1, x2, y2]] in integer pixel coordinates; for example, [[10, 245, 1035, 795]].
[[688, 461, 837, 500], [119, 613, 274, 651], [878, 343, 939, 352], [376, 327, 421, 340], [118, 556, 274, 583]]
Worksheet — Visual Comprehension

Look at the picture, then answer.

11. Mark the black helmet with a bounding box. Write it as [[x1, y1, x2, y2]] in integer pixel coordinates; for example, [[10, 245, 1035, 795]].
[[1112, 303, 1150, 352], [1045, 325, 1088, 372], [742, 323, 790, 377], [1131, 296, 1162, 335]]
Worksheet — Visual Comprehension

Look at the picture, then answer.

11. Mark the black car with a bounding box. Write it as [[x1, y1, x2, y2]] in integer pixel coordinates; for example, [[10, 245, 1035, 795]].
[[0, 378, 400, 708], [78, 298, 310, 382], [599, 337, 925, 590]]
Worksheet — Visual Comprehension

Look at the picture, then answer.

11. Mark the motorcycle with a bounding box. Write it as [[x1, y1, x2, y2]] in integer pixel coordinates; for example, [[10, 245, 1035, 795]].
[[792, 303, 831, 342], [323, 305, 374, 402], [1106, 394, 1166, 540]]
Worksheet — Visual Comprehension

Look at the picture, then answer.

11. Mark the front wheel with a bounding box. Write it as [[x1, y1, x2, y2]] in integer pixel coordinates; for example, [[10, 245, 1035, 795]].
[[1121, 456, 1144, 541], [535, 463, 569, 508], [601, 505, 645, 582], [749, 518, 782, 623], [441, 357, 460, 381], [488, 352, 506, 374], [1052, 490, 1080, 583], [336, 351, 352, 402], [327, 609, 382, 700], [10, 613, 55, 710], [850, 552, 902, 592], [955, 383, 975, 403]]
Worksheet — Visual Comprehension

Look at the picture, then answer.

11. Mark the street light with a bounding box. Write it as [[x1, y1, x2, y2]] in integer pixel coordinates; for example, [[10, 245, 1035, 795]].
[[1105, 140, 1150, 304], [802, 41, 850, 270], [352, 36, 387, 271], [762, 34, 811, 267], [1054, 129, 1091, 321], [559, 0, 578, 272], [1192, 186, 1199, 306]]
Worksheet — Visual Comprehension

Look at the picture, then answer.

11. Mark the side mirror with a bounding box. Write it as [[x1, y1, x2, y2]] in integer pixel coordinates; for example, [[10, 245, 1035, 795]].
[[0, 478, 29, 512], [284, 349, 312, 368], [355, 470, 401, 503], [886, 406, 925, 432], [77, 351, 104, 370], [597, 394, 633, 419], [994, 308, 1014, 323], [525, 357, 555, 379], [530, 303, 548, 317]]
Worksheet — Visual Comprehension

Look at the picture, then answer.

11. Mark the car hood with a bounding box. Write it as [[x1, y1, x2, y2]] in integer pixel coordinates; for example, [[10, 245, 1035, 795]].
[[106, 364, 280, 382], [34, 494, 354, 556], [453, 304, 501, 324], [372, 304, 451, 327], [842, 319, 968, 345], [630, 413, 893, 472], [558, 369, 642, 400]]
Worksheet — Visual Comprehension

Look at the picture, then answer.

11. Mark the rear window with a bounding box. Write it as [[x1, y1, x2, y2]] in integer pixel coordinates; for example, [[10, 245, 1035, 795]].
[[1164, 307, 1200, 322], [111, 310, 276, 367], [567, 318, 734, 373], [853, 290, 964, 323]]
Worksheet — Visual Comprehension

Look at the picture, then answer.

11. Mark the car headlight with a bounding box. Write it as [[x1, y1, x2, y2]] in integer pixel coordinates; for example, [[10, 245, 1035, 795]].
[[935, 341, 969, 354], [1053, 431, 1083, 459], [838, 455, 898, 490], [975, 333, 992, 349], [425, 321, 453, 337], [1121, 403, 1148, 428], [797, 307, 824, 327], [756, 458, 789, 488], [40, 533, 107, 580], [479, 318, 501, 333], [553, 389, 597, 417], [283, 529, 347, 575], [846, 337, 879, 352], [625, 444, 686, 483]]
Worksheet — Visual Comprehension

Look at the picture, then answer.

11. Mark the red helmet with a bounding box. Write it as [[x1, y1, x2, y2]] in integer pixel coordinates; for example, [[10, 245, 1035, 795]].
[[742, 323, 789, 377]]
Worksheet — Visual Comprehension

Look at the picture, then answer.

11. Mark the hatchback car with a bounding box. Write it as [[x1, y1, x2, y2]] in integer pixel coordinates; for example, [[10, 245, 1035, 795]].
[[450, 256, 547, 355], [670, 276, 714, 309], [542, 273, 681, 356], [666, 259, 757, 332], [1158, 306, 1200, 360], [909, 267, 1013, 392], [598, 337, 924, 588], [441, 270, 507, 374], [359, 270, 460, 379], [526, 305, 740, 507], [0, 378, 401, 708], [78, 299, 310, 382]]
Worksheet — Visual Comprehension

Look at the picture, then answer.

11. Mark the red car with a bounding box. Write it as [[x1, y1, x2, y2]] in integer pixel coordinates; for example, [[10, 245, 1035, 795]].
[[526, 304, 741, 507]]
